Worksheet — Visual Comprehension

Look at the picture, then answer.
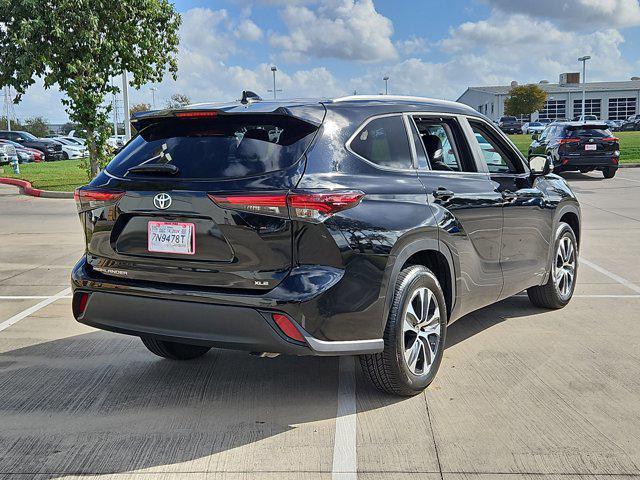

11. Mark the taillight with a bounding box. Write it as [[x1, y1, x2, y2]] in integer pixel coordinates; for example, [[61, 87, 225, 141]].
[[558, 138, 581, 144], [208, 193, 288, 217], [73, 292, 90, 318], [175, 111, 218, 118], [74, 187, 124, 212], [208, 190, 364, 223], [288, 191, 364, 222], [602, 137, 619, 142], [272, 313, 306, 342]]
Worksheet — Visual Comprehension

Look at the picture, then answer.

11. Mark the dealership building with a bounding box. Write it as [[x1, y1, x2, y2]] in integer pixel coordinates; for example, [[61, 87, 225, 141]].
[[457, 73, 640, 122]]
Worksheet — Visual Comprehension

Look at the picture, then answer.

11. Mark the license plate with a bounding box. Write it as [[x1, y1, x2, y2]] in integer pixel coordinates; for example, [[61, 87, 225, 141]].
[[148, 221, 195, 255], [585, 144, 597, 151]]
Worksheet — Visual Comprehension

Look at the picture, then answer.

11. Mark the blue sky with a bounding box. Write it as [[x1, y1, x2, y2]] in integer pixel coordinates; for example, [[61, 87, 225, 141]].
[[13, 0, 640, 122]]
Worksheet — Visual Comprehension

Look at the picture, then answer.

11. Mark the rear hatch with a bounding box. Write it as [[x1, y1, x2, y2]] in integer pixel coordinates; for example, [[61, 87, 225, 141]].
[[77, 107, 324, 290], [560, 124, 619, 157]]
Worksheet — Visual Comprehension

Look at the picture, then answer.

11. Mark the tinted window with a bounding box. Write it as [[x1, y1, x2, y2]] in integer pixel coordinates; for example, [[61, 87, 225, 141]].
[[414, 119, 469, 172], [106, 115, 317, 179], [408, 119, 429, 169], [470, 122, 522, 174], [566, 128, 612, 138], [350, 115, 412, 169]]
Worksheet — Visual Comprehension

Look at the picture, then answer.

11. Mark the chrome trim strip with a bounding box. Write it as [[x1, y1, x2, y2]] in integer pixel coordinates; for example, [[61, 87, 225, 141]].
[[303, 335, 384, 356]]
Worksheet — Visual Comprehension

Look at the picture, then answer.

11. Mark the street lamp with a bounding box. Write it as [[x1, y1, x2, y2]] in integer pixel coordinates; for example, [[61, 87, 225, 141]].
[[150, 87, 157, 109], [383, 75, 389, 95], [268, 66, 282, 100], [578, 56, 591, 121]]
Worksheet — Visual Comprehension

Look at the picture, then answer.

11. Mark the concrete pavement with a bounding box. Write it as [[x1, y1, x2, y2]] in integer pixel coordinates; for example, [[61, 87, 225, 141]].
[[1, 170, 640, 479]]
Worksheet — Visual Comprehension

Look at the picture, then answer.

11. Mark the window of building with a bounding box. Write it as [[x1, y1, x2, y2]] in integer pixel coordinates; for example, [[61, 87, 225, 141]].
[[349, 115, 413, 169], [608, 97, 637, 120], [539, 100, 567, 120], [573, 99, 601, 119]]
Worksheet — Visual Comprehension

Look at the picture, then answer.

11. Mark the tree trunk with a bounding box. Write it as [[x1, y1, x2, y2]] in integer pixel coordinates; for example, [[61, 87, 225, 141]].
[[87, 129, 99, 177]]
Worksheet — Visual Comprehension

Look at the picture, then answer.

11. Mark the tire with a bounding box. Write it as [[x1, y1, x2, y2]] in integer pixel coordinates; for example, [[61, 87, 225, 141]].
[[360, 265, 447, 396], [62, 151, 69, 160], [602, 167, 616, 179], [140, 336, 211, 360], [527, 222, 578, 309]]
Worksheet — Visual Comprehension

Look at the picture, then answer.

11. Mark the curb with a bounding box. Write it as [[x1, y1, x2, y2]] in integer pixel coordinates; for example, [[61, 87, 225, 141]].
[[0, 178, 74, 199], [620, 163, 640, 168]]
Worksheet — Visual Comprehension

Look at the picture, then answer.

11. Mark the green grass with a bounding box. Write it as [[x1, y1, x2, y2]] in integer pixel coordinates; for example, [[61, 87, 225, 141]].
[[3, 133, 640, 193], [0, 159, 90, 192], [508, 130, 640, 164]]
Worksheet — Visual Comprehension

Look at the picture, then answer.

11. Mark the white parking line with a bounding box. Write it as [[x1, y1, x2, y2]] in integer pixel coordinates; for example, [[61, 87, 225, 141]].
[[0, 295, 73, 300], [616, 175, 640, 184], [0, 288, 71, 332], [332, 355, 357, 480], [580, 258, 640, 294]]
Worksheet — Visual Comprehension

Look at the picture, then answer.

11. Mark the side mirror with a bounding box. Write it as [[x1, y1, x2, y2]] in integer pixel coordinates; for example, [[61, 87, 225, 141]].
[[531, 133, 539, 140], [529, 155, 552, 176]]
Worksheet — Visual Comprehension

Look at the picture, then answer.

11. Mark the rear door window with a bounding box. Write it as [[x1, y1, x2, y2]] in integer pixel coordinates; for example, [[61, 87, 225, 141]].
[[566, 127, 612, 138], [349, 115, 413, 169], [106, 114, 318, 179]]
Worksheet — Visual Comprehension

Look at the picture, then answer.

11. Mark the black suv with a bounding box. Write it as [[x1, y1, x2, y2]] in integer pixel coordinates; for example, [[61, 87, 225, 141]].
[[0, 130, 63, 161], [71, 96, 581, 396], [529, 122, 620, 178], [621, 114, 640, 131]]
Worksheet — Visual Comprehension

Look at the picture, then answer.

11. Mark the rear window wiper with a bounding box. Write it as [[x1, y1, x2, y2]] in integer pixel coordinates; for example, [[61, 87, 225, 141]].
[[126, 164, 179, 175]]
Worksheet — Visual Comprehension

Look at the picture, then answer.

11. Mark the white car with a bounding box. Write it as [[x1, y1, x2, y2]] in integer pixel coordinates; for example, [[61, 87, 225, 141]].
[[522, 122, 546, 134], [107, 135, 126, 149], [475, 133, 503, 166], [52, 138, 88, 159]]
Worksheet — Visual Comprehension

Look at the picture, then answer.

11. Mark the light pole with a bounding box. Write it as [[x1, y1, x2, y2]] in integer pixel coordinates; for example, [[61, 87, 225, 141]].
[[383, 75, 389, 95], [122, 71, 131, 141], [150, 87, 157, 109], [268, 66, 282, 100], [578, 56, 591, 121]]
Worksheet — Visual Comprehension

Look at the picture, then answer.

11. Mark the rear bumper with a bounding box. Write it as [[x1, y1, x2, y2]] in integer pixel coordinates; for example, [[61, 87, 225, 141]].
[[71, 257, 384, 356], [556, 155, 619, 169]]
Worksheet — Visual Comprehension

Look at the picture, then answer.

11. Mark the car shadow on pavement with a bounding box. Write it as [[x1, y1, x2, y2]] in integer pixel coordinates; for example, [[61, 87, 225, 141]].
[[445, 294, 549, 350], [0, 330, 403, 477]]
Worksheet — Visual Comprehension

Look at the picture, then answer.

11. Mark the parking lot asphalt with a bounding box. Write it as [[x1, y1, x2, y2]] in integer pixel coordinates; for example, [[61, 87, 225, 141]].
[[1, 170, 640, 480]]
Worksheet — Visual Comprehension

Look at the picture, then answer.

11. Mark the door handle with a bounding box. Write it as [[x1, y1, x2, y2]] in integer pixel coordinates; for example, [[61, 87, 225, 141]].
[[433, 187, 455, 201], [502, 190, 518, 203]]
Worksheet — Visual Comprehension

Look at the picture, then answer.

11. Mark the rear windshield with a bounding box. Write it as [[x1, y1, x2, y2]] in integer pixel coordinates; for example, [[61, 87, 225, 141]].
[[566, 127, 612, 138], [106, 114, 317, 179]]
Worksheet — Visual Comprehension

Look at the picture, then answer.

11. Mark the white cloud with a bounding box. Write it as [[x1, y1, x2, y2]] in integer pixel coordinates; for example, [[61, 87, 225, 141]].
[[180, 8, 236, 61], [234, 19, 263, 41], [439, 13, 632, 85], [269, 0, 397, 62], [482, 0, 640, 29], [396, 36, 429, 56]]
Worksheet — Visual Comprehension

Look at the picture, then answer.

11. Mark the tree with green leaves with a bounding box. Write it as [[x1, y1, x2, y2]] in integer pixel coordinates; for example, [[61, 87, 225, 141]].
[[23, 116, 50, 138], [0, 1, 181, 177], [0, 117, 24, 131], [504, 84, 548, 117], [166, 93, 191, 109], [130, 103, 152, 115]]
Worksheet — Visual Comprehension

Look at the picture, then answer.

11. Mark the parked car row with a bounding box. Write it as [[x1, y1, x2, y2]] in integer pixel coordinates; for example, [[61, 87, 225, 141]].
[[497, 114, 637, 133], [0, 130, 89, 162]]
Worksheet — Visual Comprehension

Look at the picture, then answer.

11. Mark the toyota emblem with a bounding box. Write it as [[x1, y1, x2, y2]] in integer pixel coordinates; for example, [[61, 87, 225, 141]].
[[153, 193, 172, 210]]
